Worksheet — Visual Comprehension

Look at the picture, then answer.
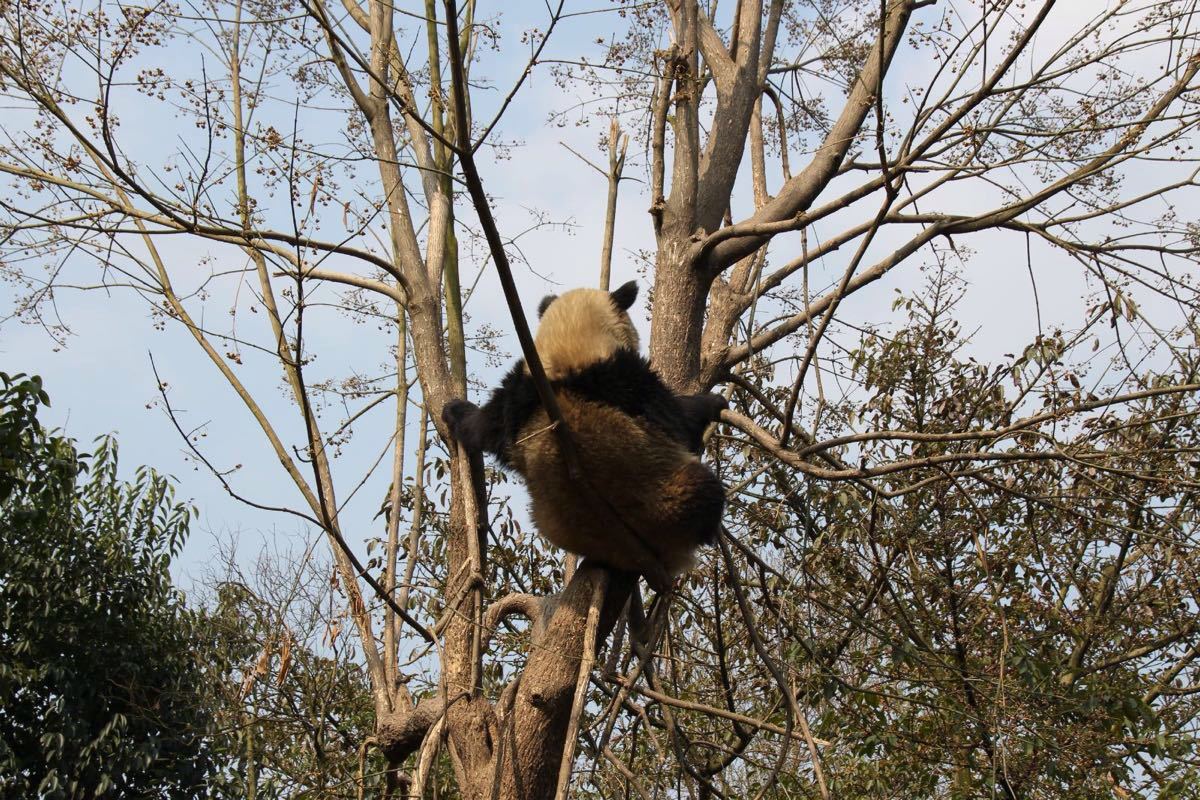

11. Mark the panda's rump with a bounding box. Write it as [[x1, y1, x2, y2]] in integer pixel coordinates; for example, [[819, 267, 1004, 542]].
[[512, 396, 719, 575]]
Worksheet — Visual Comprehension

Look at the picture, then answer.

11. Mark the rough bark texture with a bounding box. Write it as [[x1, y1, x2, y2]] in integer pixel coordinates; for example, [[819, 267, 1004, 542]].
[[650, 243, 715, 393], [497, 564, 635, 800], [376, 697, 444, 763]]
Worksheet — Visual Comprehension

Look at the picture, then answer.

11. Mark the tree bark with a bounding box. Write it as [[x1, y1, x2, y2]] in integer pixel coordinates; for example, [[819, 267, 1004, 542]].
[[497, 564, 635, 800]]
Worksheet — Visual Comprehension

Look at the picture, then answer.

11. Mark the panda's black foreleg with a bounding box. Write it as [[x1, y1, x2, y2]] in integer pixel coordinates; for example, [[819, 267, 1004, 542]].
[[442, 399, 488, 453], [676, 392, 728, 453]]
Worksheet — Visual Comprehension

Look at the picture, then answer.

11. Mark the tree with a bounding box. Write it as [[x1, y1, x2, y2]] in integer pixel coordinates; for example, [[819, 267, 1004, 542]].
[[3, 1, 1200, 797], [197, 538, 399, 800], [0, 373, 223, 798]]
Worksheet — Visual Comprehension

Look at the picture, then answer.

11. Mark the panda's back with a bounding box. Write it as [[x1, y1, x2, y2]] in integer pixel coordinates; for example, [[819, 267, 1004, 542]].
[[550, 349, 695, 446], [511, 391, 721, 578]]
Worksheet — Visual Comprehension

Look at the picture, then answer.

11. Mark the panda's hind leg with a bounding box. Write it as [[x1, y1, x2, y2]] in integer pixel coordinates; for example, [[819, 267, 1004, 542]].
[[658, 459, 725, 570]]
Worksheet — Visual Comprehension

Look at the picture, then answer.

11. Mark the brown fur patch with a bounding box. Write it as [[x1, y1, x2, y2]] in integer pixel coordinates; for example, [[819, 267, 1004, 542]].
[[512, 394, 722, 579]]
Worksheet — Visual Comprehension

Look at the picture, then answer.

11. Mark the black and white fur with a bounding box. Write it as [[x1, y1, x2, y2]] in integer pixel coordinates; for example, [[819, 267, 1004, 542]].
[[442, 281, 725, 588]]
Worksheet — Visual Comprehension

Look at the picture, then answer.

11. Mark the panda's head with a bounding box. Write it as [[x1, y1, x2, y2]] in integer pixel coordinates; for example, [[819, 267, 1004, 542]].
[[533, 281, 639, 379]]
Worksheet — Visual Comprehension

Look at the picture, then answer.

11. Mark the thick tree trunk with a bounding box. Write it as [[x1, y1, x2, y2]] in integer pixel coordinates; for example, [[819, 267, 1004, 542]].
[[496, 564, 634, 799], [650, 238, 712, 393]]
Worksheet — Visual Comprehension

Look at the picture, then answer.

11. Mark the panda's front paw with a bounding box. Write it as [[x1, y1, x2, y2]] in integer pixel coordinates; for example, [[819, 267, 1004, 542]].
[[700, 393, 728, 421], [442, 398, 479, 439]]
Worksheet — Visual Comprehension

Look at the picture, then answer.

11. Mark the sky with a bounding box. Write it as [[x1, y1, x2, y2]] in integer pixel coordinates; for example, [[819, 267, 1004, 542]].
[[2, 0, 1194, 593]]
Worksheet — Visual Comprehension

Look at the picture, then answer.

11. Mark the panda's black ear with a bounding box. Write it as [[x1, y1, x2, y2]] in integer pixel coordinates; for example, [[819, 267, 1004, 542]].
[[610, 280, 638, 311], [537, 294, 558, 318]]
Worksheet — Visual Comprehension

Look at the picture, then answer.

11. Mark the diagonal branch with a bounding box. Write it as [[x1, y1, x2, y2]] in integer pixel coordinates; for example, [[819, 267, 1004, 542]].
[[702, 0, 915, 270]]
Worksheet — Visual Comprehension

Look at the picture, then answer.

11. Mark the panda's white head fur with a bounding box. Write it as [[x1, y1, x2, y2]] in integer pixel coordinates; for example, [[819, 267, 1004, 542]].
[[533, 281, 639, 380]]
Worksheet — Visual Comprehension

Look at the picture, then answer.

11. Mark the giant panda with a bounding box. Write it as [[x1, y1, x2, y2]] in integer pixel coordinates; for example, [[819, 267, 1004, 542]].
[[442, 280, 726, 589]]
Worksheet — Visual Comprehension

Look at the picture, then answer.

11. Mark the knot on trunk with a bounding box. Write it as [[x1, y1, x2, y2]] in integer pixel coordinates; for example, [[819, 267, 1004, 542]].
[[375, 697, 442, 763]]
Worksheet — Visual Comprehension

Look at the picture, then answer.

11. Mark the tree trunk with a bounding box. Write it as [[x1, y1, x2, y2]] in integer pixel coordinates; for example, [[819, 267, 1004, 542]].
[[497, 565, 635, 799]]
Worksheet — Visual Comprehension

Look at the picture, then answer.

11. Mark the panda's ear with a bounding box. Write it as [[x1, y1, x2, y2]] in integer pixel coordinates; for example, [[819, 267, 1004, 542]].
[[537, 294, 558, 318], [610, 281, 638, 311]]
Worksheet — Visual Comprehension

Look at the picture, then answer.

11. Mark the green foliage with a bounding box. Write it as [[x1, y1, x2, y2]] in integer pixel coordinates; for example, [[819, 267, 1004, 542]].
[[0, 373, 221, 798]]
